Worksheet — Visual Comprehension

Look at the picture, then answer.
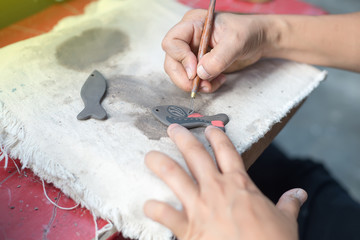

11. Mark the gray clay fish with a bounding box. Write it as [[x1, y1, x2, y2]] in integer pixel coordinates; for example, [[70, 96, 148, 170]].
[[77, 70, 107, 120], [152, 105, 230, 131]]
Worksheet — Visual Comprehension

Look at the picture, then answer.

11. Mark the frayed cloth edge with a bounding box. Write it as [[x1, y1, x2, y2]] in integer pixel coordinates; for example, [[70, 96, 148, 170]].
[[238, 70, 327, 154], [0, 101, 173, 240]]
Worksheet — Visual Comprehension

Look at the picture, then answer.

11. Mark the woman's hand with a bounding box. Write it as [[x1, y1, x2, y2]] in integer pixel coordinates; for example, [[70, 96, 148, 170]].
[[162, 10, 277, 93], [144, 124, 307, 240]]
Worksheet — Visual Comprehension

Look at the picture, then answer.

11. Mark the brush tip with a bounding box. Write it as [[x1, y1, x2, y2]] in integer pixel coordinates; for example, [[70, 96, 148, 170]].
[[191, 92, 196, 99]]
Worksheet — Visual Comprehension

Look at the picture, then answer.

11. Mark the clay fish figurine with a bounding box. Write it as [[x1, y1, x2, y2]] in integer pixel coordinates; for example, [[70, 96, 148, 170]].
[[152, 105, 230, 131], [77, 70, 107, 120]]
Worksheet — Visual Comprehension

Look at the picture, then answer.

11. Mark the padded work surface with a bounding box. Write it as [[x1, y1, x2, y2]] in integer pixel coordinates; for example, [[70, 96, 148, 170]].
[[0, 0, 326, 240]]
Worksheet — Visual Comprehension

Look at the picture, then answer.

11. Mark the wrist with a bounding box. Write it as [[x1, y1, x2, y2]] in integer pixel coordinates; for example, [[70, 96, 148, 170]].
[[261, 15, 289, 58]]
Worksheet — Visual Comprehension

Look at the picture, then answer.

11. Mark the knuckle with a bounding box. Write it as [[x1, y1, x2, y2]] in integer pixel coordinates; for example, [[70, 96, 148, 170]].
[[231, 171, 252, 188], [164, 65, 192, 92], [233, 30, 245, 44], [162, 160, 178, 174], [230, 32, 247, 55], [161, 37, 171, 51], [204, 175, 227, 195], [215, 139, 234, 152], [185, 141, 205, 154], [238, 190, 255, 208]]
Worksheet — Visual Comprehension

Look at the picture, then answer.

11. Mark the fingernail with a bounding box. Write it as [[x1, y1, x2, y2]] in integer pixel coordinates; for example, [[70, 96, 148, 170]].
[[168, 123, 180, 131], [200, 85, 210, 92], [197, 65, 211, 79], [295, 189, 307, 204], [205, 125, 216, 133], [185, 67, 193, 79]]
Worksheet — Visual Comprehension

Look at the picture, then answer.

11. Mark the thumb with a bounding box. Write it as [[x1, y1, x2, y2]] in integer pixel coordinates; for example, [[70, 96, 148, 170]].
[[197, 38, 240, 80], [276, 188, 308, 220]]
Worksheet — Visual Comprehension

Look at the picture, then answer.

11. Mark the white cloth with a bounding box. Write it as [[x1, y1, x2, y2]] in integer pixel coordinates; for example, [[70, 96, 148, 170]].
[[0, 0, 326, 239]]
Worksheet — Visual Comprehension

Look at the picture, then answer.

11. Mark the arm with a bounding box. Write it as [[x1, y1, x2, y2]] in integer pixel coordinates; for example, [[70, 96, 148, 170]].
[[265, 12, 360, 72]]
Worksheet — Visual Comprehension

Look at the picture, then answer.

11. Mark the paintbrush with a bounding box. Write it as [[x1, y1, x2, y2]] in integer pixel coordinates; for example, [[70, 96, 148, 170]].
[[190, 0, 216, 112]]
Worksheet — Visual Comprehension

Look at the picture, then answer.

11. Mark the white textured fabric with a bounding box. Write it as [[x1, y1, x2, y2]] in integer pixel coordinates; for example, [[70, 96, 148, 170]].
[[0, 0, 326, 239]]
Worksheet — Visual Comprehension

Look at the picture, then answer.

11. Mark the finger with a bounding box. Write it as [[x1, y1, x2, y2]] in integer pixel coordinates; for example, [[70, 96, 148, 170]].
[[178, 9, 208, 52], [145, 151, 198, 206], [144, 200, 187, 238], [197, 37, 240, 80], [167, 124, 219, 183], [164, 54, 193, 92], [162, 22, 198, 79], [205, 126, 245, 173], [199, 74, 227, 93], [276, 188, 308, 220], [163, 57, 227, 94]]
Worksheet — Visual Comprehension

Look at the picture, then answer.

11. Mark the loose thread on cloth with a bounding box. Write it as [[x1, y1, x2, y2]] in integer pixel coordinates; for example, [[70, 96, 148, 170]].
[[41, 179, 80, 210], [11, 158, 21, 174], [1, 89, 122, 237], [0, 146, 20, 174], [0, 145, 9, 168], [93, 213, 114, 240]]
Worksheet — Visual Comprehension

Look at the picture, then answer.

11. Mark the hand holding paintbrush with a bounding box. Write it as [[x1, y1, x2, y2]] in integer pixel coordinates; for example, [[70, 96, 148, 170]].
[[162, 2, 268, 102]]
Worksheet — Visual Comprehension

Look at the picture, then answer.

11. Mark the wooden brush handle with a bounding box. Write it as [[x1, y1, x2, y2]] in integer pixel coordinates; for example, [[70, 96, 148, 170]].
[[191, 0, 216, 98]]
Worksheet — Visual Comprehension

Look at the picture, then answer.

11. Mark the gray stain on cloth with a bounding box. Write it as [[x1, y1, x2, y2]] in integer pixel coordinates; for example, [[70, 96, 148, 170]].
[[56, 28, 129, 70], [106, 74, 212, 140]]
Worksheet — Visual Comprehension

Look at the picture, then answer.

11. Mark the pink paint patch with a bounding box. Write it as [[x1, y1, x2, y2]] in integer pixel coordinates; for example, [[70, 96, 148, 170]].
[[211, 120, 225, 128], [177, 0, 327, 15], [188, 113, 204, 118]]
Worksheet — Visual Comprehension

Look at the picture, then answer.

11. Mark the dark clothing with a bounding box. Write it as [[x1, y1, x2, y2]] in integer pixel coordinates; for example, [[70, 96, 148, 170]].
[[248, 145, 360, 240]]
